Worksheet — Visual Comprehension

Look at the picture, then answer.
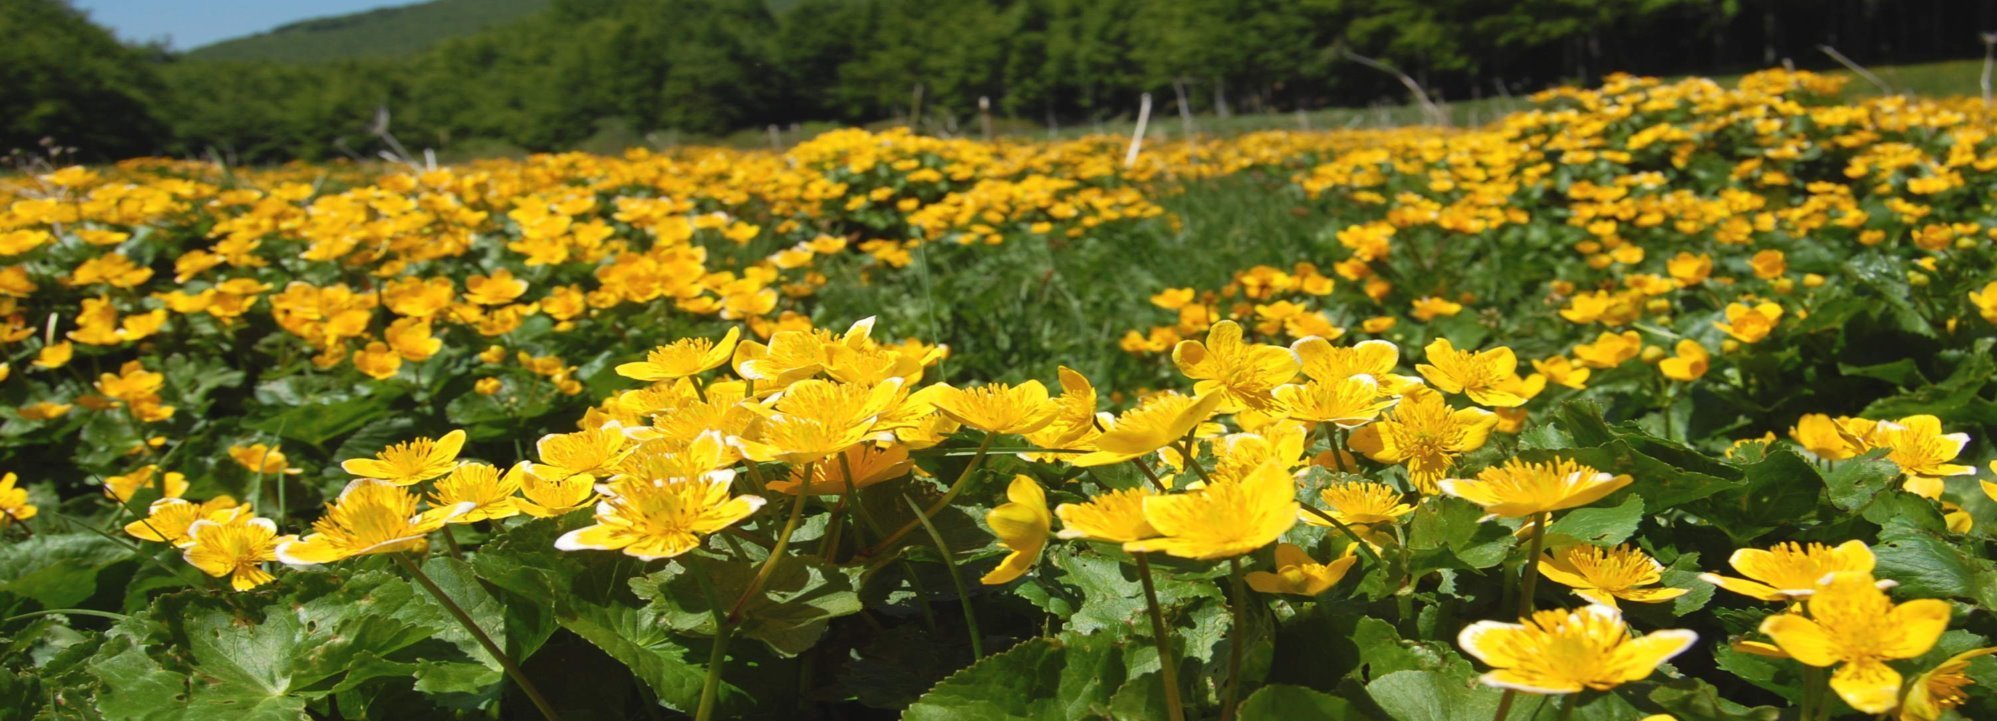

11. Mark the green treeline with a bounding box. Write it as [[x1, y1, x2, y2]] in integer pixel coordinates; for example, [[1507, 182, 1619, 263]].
[[7, 0, 1994, 162]]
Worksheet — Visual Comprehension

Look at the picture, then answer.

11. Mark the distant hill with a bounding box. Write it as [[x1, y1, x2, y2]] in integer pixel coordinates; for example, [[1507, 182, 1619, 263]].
[[184, 0, 549, 63]]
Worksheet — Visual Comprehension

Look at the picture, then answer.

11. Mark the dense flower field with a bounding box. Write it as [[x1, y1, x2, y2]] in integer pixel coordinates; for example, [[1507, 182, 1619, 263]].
[[2, 69, 1996, 720]]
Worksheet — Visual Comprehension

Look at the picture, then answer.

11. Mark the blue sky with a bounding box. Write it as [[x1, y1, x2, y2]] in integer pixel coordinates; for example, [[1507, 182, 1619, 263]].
[[71, 1, 416, 50]]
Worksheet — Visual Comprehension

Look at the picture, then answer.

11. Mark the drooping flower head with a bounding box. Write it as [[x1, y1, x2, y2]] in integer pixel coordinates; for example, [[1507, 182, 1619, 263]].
[[980, 476, 1050, 585], [1458, 604, 1696, 694]]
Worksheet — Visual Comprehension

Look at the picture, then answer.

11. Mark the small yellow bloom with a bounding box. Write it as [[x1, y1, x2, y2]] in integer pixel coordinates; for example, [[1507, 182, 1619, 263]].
[[18, 402, 72, 421], [1760, 571, 1951, 714], [1572, 331, 1642, 369], [1070, 392, 1224, 468], [1417, 339, 1543, 408], [276, 482, 471, 565], [1410, 296, 1463, 321], [340, 429, 467, 485], [1968, 281, 1997, 325], [1347, 387, 1498, 492], [1716, 302, 1783, 344], [1245, 543, 1358, 596], [515, 462, 597, 517], [555, 472, 764, 561], [1172, 320, 1301, 412], [353, 341, 402, 380], [1668, 252, 1713, 286], [980, 476, 1050, 585], [1438, 457, 1631, 519], [616, 327, 742, 382], [464, 268, 529, 306], [1872, 415, 1973, 486], [34, 341, 72, 370], [1054, 487, 1158, 543], [1123, 462, 1299, 560], [1271, 375, 1396, 427], [124, 496, 243, 546], [1305, 481, 1413, 535], [228, 443, 296, 475], [1699, 539, 1874, 601], [928, 380, 1059, 436], [1538, 544, 1688, 608], [768, 443, 912, 495], [536, 424, 634, 478], [1657, 340, 1710, 382], [429, 462, 522, 523], [184, 516, 289, 591], [1458, 604, 1696, 694], [1900, 646, 1997, 721], [1789, 414, 1866, 460], [0, 472, 38, 527], [103, 464, 188, 503], [1530, 357, 1591, 390]]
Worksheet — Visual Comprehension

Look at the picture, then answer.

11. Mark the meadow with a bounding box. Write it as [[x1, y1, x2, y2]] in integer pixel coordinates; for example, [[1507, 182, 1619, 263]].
[[1, 69, 1996, 720]]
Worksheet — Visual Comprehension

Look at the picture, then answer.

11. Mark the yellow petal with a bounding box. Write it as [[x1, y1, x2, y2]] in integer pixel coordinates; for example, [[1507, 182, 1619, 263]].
[[1758, 614, 1839, 667], [1829, 659, 1903, 714], [1880, 599, 1951, 659]]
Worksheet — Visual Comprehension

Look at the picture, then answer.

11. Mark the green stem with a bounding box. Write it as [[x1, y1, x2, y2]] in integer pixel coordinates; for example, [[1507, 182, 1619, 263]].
[[1177, 438, 1215, 486], [1517, 511, 1548, 618], [727, 468, 812, 625], [1222, 556, 1248, 721], [393, 553, 562, 721], [1555, 692, 1576, 721], [866, 433, 996, 555], [3, 608, 130, 624], [1130, 456, 1170, 491], [441, 524, 465, 560], [1298, 505, 1384, 566], [1136, 553, 1187, 721], [903, 495, 983, 659], [1491, 691, 1517, 721]]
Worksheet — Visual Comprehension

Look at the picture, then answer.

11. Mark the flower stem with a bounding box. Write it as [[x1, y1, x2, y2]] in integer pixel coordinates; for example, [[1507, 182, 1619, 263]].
[[1130, 456, 1170, 491], [727, 468, 812, 625], [865, 433, 996, 555], [393, 553, 562, 721], [1222, 556, 1247, 721], [902, 494, 983, 659], [1298, 505, 1385, 566], [1177, 438, 1215, 486], [1135, 553, 1187, 721], [1555, 693, 1576, 721], [694, 624, 734, 721], [1517, 511, 1548, 618]]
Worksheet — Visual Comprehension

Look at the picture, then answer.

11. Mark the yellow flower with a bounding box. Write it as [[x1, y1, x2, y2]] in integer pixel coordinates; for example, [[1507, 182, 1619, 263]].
[[276, 482, 471, 565], [1872, 415, 1973, 487], [537, 424, 634, 478], [1658, 340, 1710, 381], [1305, 481, 1413, 534], [768, 443, 911, 495], [1347, 387, 1498, 492], [1417, 339, 1542, 408], [1572, 331, 1642, 369], [1070, 391, 1225, 468], [340, 429, 467, 485], [1969, 281, 1997, 324], [1668, 252, 1713, 286], [555, 472, 765, 561], [1458, 604, 1696, 694], [928, 380, 1059, 435], [34, 341, 72, 369], [1538, 544, 1688, 608], [103, 464, 188, 503], [616, 327, 742, 381], [1410, 296, 1463, 321], [1054, 487, 1158, 543], [1172, 320, 1301, 412], [1022, 366, 1100, 456], [1245, 543, 1358, 596], [124, 496, 243, 546], [0, 472, 38, 527], [1123, 462, 1299, 560], [1789, 414, 1867, 460], [1438, 457, 1631, 518], [1292, 337, 1407, 387], [1900, 646, 1997, 721], [1271, 375, 1396, 427], [1760, 571, 1951, 714], [1716, 302, 1783, 344], [353, 341, 402, 380], [980, 476, 1050, 585], [737, 379, 903, 463], [515, 463, 597, 517], [184, 516, 288, 591], [1530, 357, 1592, 390], [1700, 540, 1875, 601], [464, 268, 529, 305], [429, 462, 521, 523], [228, 443, 296, 475]]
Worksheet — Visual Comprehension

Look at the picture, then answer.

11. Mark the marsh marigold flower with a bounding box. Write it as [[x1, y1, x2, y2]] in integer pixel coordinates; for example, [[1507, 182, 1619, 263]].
[[616, 327, 742, 382], [228, 443, 296, 475], [0, 472, 37, 527], [1347, 387, 1498, 492], [1871, 415, 1973, 497], [555, 472, 764, 561], [768, 443, 912, 495], [184, 516, 289, 591], [1760, 571, 1950, 713], [1124, 462, 1298, 560], [1900, 646, 1997, 721], [1417, 339, 1543, 407], [1055, 487, 1158, 543], [1172, 320, 1300, 412], [104, 464, 188, 503], [515, 463, 596, 517], [1658, 340, 1710, 381], [277, 482, 471, 565], [1716, 302, 1783, 344], [342, 429, 467, 485], [429, 462, 522, 523], [1305, 481, 1413, 532], [1701, 539, 1875, 601], [980, 476, 1050, 585], [1271, 374, 1396, 427], [1538, 544, 1688, 608], [1245, 543, 1358, 596], [928, 380, 1059, 436], [1070, 391, 1225, 468], [1458, 604, 1696, 695], [124, 496, 243, 546], [1439, 457, 1631, 518]]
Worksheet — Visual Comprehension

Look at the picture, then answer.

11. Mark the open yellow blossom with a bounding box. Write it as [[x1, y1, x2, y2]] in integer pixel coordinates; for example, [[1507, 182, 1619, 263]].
[[768, 443, 912, 495], [1969, 281, 1997, 324], [1410, 296, 1463, 321], [980, 476, 1050, 585], [464, 268, 528, 305], [1305, 481, 1413, 536], [1417, 339, 1542, 408], [1271, 374, 1396, 427], [124, 496, 243, 546], [1123, 462, 1298, 560], [555, 472, 765, 561], [1071, 392, 1225, 468], [1292, 337, 1414, 389], [515, 463, 597, 517], [737, 378, 903, 463], [1900, 646, 1997, 721], [34, 341, 72, 369], [1054, 487, 1158, 543], [276, 482, 471, 565], [341, 429, 466, 485], [103, 464, 188, 503], [1347, 387, 1498, 492], [1789, 414, 1867, 460], [928, 380, 1058, 435], [1246, 543, 1358, 596], [0, 473, 38, 527], [1438, 457, 1631, 519], [1760, 571, 1950, 714], [1022, 366, 1100, 456], [184, 516, 289, 591], [616, 327, 742, 381], [1538, 544, 1688, 608], [1658, 340, 1710, 381], [1716, 302, 1783, 344], [429, 462, 521, 523], [353, 342, 402, 380], [1871, 415, 1973, 496], [1530, 357, 1591, 390], [228, 443, 297, 475], [1700, 540, 1875, 601], [537, 424, 634, 478], [1668, 252, 1713, 286], [1172, 320, 1301, 412], [1572, 331, 1642, 369], [1459, 604, 1697, 695]]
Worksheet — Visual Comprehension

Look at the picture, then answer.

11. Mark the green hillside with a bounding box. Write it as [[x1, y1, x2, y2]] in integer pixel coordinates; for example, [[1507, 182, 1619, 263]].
[[184, 0, 548, 62]]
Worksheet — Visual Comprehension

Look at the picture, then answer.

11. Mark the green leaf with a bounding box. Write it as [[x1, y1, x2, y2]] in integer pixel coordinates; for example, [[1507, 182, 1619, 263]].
[[1237, 683, 1358, 720], [559, 600, 716, 713], [1365, 668, 1501, 721], [89, 635, 189, 721], [0, 533, 129, 609], [903, 634, 1126, 721], [637, 554, 861, 657], [1045, 548, 1221, 637], [1874, 524, 1993, 602], [1545, 494, 1644, 546], [1406, 496, 1512, 571], [1646, 677, 1783, 720], [246, 382, 404, 447], [1822, 452, 1898, 512]]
